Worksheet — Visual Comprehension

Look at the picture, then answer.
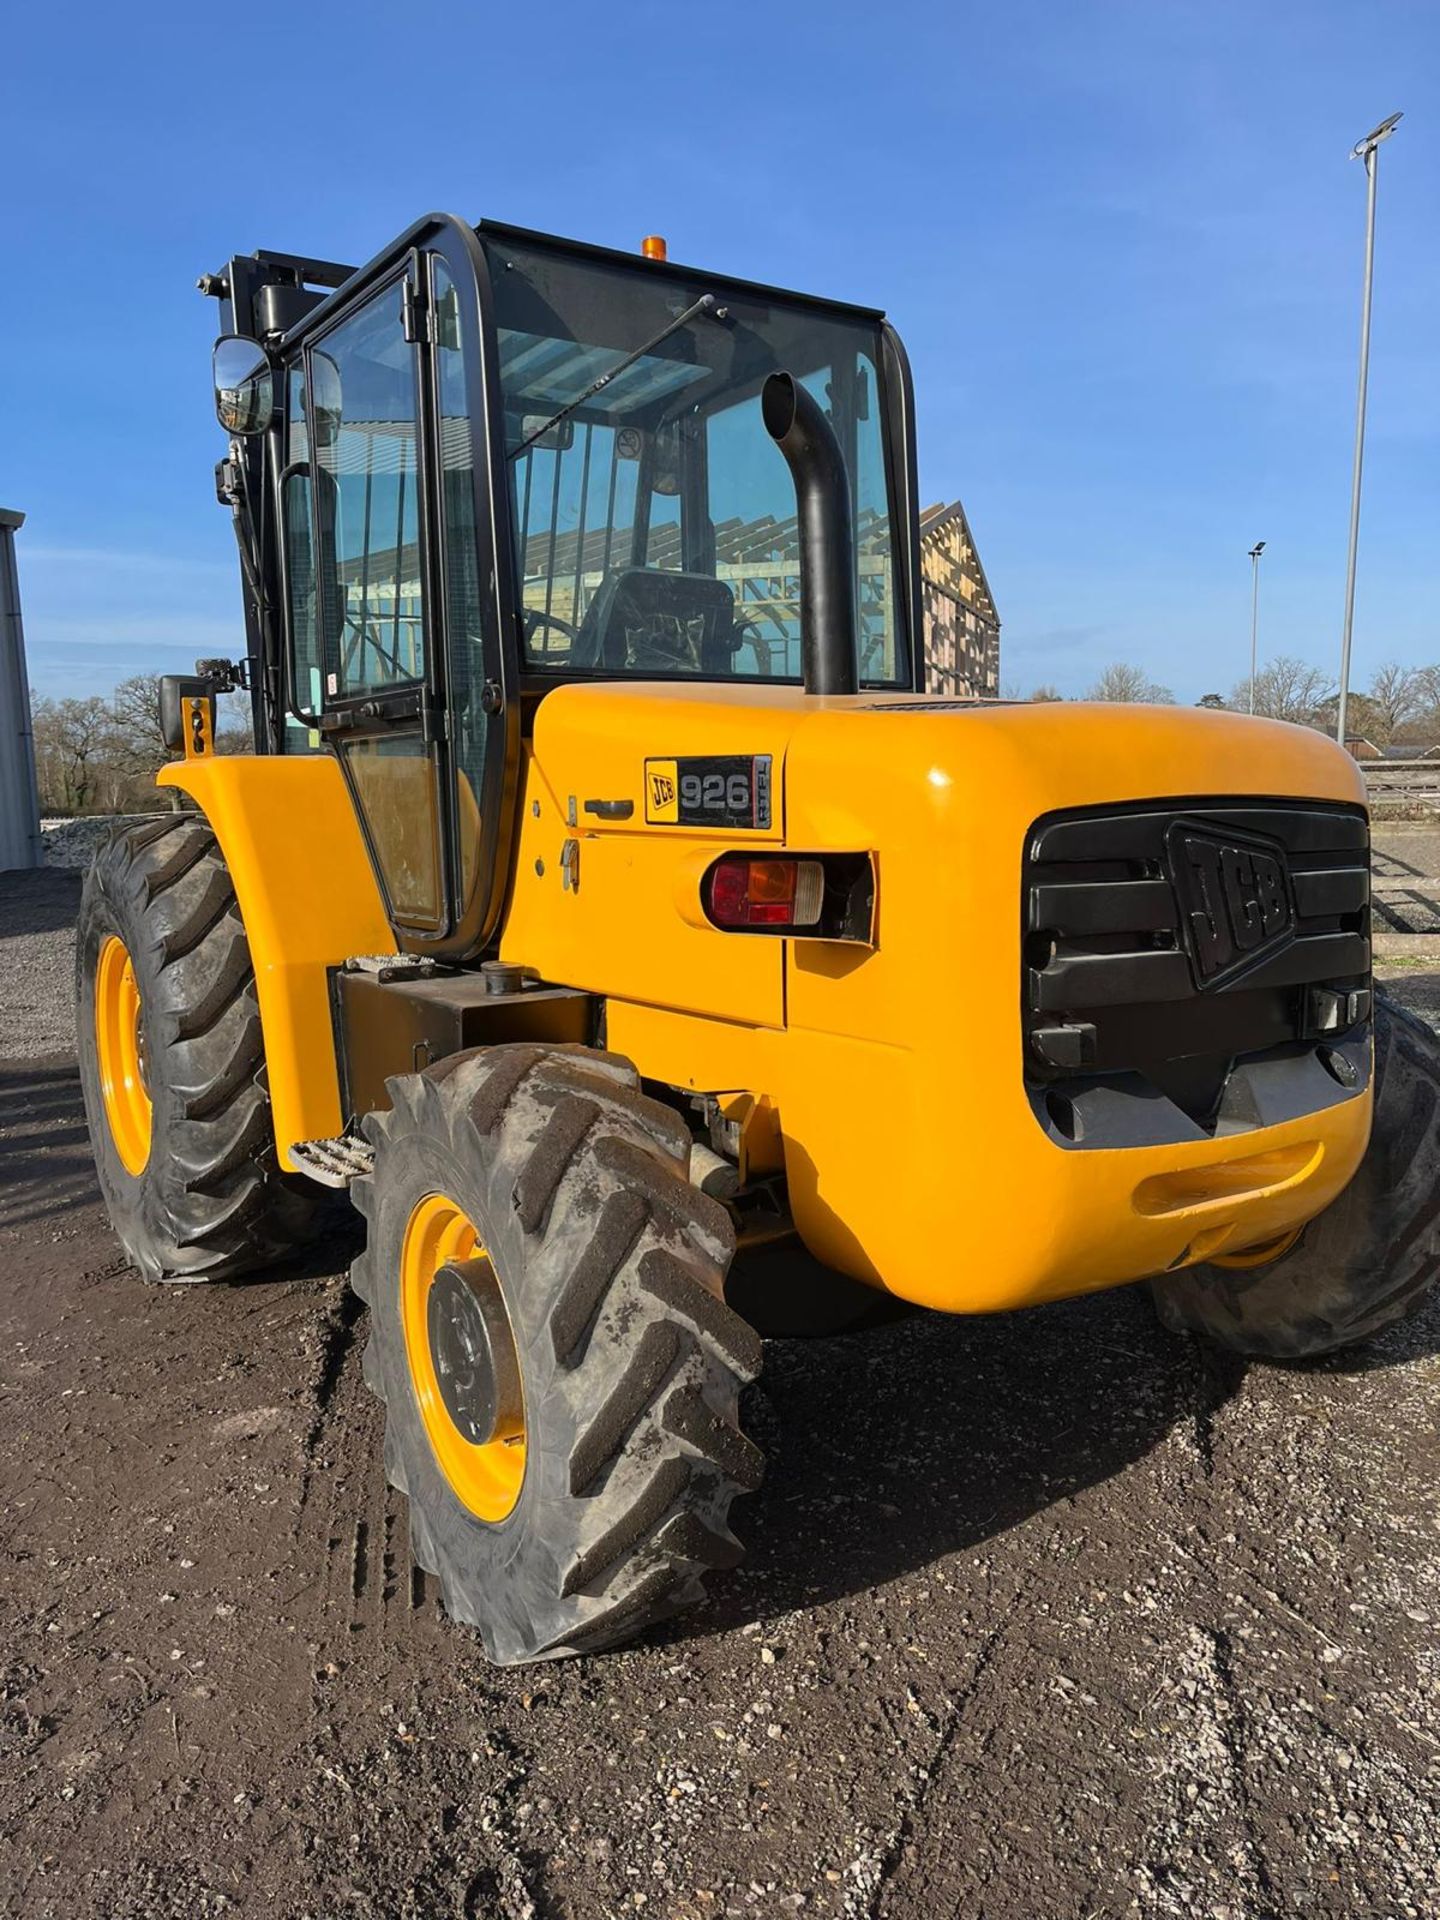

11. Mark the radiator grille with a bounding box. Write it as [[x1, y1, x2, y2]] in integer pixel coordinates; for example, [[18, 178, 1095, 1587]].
[[1022, 801, 1370, 1145]]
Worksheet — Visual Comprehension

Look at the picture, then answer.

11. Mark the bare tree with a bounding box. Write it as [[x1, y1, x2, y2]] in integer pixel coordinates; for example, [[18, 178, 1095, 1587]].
[[1410, 664, 1440, 712], [1029, 684, 1065, 703], [1196, 692, 1228, 710], [1404, 665, 1440, 745], [1086, 662, 1173, 704], [30, 697, 117, 812], [1230, 656, 1334, 728], [1366, 661, 1423, 742], [216, 691, 254, 754], [1318, 690, 1386, 745], [111, 673, 172, 790]]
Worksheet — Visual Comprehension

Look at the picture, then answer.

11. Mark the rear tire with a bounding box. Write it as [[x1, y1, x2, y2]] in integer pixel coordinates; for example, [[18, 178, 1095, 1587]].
[[352, 1044, 764, 1664], [76, 816, 326, 1282], [1151, 992, 1440, 1358]]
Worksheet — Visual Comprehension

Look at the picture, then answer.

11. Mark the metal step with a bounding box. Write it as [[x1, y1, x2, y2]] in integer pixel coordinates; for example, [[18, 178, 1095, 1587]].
[[289, 1133, 375, 1188]]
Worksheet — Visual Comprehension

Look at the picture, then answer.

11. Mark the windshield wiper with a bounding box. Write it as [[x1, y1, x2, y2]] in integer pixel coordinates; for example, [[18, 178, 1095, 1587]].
[[508, 291, 724, 460]]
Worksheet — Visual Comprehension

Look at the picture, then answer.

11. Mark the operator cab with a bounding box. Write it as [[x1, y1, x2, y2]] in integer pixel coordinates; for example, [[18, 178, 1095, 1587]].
[[204, 215, 924, 959]]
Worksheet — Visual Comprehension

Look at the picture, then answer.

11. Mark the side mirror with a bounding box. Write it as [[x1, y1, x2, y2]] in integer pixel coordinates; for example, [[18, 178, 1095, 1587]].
[[213, 335, 273, 435]]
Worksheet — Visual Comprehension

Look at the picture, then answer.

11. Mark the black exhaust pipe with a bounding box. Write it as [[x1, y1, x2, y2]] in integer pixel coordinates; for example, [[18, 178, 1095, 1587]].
[[762, 371, 858, 696]]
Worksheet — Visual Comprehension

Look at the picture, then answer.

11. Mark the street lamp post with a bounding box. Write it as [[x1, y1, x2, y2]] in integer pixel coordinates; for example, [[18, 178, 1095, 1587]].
[[1247, 540, 1265, 714], [1336, 110, 1403, 749]]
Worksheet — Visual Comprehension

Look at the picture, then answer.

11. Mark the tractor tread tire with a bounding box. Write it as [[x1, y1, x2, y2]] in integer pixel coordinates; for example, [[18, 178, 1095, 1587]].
[[351, 1043, 762, 1665], [1151, 990, 1440, 1359], [77, 816, 325, 1283]]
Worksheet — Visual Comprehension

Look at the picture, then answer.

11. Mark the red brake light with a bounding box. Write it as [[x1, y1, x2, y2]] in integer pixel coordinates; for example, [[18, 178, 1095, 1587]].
[[705, 857, 823, 931], [708, 857, 752, 926]]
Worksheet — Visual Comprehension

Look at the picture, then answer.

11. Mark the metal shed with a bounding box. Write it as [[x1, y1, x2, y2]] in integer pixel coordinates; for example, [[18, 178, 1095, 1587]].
[[0, 509, 42, 871]]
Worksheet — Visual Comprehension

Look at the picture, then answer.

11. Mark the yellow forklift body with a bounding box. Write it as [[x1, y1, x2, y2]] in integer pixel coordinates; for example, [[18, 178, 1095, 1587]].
[[504, 683, 1373, 1312], [157, 755, 394, 1169], [157, 688, 1370, 1311]]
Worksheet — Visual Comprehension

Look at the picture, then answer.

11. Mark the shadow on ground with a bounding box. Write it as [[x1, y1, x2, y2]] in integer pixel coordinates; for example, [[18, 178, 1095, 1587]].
[[0, 1055, 360, 1276], [0, 1058, 97, 1231], [685, 1274, 1241, 1634], [695, 1224, 1440, 1632], [0, 866, 82, 939]]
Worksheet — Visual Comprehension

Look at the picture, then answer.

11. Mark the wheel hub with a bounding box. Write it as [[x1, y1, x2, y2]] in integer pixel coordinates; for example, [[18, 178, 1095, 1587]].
[[399, 1193, 526, 1522], [94, 933, 152, 1176], [427, 1258, 524, 1447]]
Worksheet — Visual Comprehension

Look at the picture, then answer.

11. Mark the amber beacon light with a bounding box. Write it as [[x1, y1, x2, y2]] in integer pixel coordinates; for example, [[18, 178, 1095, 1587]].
[[640, 234, 668, 260]]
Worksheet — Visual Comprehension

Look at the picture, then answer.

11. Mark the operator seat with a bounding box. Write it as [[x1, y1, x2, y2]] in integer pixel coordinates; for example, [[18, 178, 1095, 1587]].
[[570, 567, 741, 675]]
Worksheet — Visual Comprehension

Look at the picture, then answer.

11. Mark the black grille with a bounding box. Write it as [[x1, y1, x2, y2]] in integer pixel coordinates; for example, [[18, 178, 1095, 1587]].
[[1023, 801, 1370, 1146]]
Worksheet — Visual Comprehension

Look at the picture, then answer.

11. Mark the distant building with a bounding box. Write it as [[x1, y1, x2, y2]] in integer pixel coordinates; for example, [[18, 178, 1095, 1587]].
[[919, 501, 1000, 697], [0, 507, 42, 871]]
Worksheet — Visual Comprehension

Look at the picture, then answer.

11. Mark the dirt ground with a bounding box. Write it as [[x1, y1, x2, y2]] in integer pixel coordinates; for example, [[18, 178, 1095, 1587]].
[[1, 854, 1438, 1920]]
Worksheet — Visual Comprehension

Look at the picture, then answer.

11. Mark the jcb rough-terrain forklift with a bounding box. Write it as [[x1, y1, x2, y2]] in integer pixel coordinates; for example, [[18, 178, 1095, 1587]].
[[78, 213, 1440, 1663]]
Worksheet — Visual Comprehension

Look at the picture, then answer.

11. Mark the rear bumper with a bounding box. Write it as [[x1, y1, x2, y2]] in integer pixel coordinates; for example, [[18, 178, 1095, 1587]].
[[774, 1024, 1372, 1311], [606, 999, 1373, 1315]]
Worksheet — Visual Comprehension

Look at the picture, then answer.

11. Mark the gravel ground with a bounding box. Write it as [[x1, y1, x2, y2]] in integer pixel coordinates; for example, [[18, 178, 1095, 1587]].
[[0, 868, 82, 1058], [1, 840, 1438, 1918], [38, 817, 160, 871]]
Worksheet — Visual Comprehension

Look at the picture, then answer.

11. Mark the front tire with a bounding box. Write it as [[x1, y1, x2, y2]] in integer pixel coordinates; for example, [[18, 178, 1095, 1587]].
[[352, 1044, 764, 1664], [1151, 992, 1440, 1358], [76, 817, 325, 1282]]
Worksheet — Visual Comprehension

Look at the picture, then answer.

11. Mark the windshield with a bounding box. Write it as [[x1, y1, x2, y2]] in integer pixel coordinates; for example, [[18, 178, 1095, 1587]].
[[481, 235, 907, 686]]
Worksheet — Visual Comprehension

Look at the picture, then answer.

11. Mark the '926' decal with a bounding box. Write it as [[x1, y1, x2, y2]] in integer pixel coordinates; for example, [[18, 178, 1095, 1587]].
[[645, 755, 772, 829]]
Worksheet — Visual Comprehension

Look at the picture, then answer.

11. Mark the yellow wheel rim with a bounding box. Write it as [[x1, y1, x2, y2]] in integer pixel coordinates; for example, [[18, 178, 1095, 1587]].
[[399, 1192, 526, 1523], [1212, 1225, 1303, 1270], [95, 934, 152, 1177]]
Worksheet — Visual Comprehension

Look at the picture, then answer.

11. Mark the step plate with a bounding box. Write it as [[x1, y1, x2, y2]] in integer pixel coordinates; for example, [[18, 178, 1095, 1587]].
[[290, 1134, 375, 1188]]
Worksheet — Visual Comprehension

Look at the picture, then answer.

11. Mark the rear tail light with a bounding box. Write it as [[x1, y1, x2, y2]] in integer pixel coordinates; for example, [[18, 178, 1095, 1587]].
[[702, 852, 876, 942], [707, 857, 825, 930]]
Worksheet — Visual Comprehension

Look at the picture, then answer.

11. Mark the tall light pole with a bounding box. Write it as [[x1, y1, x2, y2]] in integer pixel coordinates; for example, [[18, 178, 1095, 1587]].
[[1247, 541, 1265, 714], [1336, 110, 1403, 748]]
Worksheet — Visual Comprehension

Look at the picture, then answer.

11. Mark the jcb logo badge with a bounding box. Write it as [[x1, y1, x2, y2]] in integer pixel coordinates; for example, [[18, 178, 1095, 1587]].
[[1167, 822, 1295, 988], [646, 762, 679, 823], [644, 755, 772, 829]]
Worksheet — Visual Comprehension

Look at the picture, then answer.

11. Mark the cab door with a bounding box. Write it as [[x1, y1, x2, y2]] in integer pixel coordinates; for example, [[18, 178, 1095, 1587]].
[[280, 225, 514, 954], [312, 267, 443, 931]]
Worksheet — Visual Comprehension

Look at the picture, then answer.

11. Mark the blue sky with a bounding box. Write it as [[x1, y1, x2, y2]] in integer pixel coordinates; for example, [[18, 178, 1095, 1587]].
[[2, 0, 1435, 704]]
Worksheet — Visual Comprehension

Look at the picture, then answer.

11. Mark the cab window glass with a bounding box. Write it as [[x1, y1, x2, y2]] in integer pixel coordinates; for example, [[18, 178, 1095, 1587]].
[[311, 281, 425, 697], [704, 360, 894, 680], [512, 423, 641, 662], [484, 236, 906, 685], [341, 733, 442, 925]]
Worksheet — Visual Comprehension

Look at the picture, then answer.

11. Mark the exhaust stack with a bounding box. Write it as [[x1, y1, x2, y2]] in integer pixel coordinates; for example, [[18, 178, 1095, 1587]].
[[761, 372, 858, 696]]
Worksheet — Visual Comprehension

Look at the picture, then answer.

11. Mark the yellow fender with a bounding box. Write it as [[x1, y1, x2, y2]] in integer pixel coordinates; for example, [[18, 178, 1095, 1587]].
[[157, 756, 394, 1169]]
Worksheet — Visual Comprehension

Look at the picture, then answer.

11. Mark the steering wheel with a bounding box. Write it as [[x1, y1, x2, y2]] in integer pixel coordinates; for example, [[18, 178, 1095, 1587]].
[[520, 608, 578, 663]]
